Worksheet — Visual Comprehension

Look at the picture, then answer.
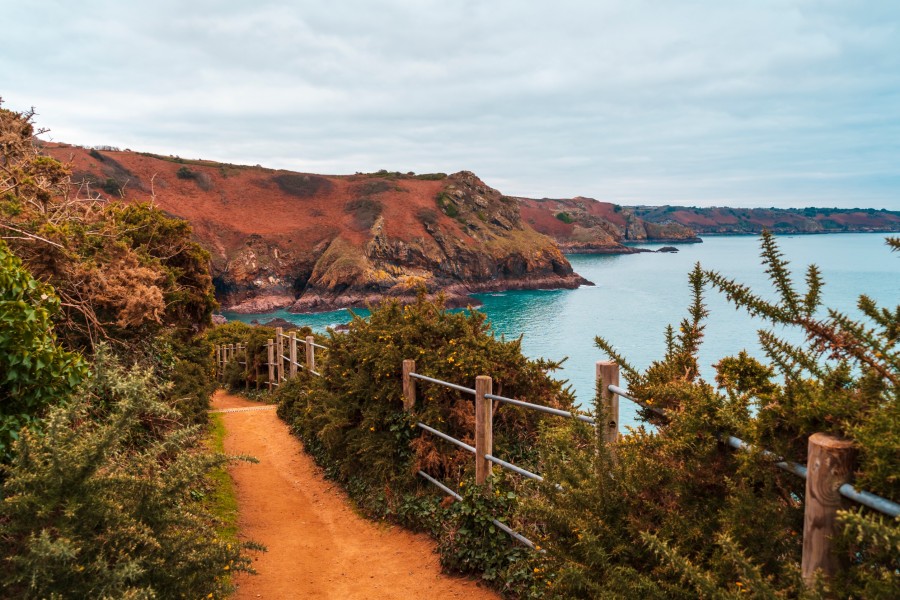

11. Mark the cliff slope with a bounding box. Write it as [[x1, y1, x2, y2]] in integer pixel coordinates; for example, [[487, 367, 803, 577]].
[[42, 145, 588, 313], [519, 196, 701, 252], [631, 205, 900, 234]]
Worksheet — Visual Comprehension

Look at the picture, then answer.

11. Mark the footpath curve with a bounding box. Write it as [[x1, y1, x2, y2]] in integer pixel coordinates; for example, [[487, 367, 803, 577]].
[[212, 391, 500, 599]]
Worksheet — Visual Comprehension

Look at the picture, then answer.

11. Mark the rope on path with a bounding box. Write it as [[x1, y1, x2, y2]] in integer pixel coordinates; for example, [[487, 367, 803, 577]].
[[210, 406, 277, 414]]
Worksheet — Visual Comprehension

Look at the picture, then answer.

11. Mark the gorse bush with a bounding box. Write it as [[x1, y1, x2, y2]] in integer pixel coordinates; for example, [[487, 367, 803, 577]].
[[524, 233, 899, 599], [275, 294, 574, 592], [0, 349, 258, 598], [278, 294, 573, 497], [0, 240, 87, 461], [1, 102, 217, 352], [1, 102, 256, 597]]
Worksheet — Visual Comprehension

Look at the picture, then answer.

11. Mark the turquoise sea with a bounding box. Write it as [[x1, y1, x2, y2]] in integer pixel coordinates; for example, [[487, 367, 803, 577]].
[[223, 233, 899, 428]]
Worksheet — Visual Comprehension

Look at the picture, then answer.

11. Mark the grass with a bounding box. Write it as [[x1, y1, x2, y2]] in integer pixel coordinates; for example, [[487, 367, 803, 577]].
[[207, 413, 240, 541]]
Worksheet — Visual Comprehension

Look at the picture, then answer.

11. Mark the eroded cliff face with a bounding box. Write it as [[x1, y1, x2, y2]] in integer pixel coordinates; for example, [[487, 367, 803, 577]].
[[519, 196, 701, 252], [41, 145, 591, 314], [289, 171, 589, 312]]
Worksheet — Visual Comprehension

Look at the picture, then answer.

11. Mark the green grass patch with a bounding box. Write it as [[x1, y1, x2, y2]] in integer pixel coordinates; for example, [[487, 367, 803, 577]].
[[207, 413, 239, 542]]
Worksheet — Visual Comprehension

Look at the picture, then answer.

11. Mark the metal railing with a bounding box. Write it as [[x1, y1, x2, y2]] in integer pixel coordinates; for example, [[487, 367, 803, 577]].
[[485, 392, 595, 424], [613, 385, 900, 519]]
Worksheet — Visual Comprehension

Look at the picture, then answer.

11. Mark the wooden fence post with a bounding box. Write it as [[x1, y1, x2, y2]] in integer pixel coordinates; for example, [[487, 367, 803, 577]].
[[275, 327, 284, 383], [228, 343, 234, 370], [306, 335, 315, 373], [596, 360, 620, 444], [215, 345, 221, 381], [402, 359, 416, 411], [243, 344, 249, 391], [802, 433, 856, 586], [267, 339, 275, 391], [289, 332, 298, 379], [475, 375, 493, 487]]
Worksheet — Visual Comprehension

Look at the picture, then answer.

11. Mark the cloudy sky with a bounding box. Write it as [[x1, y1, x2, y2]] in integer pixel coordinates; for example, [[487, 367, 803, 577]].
[[3, 1, 899, 208]]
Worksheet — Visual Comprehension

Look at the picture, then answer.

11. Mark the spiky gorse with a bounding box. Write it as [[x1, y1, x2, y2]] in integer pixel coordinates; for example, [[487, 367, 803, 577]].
[[524, 232, 898, 599], [275, 293, 574, 594], [0, 348, 260, 598]]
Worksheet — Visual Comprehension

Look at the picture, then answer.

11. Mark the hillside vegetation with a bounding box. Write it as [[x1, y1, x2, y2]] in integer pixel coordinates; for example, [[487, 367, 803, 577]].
[[1, 102, 257, 597], [519, 196, 701, 252], [41, 144, 588, 314]]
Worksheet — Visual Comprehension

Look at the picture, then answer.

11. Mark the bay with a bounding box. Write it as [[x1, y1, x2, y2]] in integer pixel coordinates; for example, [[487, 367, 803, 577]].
[[223, 233, 899, 428]]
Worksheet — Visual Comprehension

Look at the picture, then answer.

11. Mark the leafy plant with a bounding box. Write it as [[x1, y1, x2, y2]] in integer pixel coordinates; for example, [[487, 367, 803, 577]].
[[0, 240, 87, 461]]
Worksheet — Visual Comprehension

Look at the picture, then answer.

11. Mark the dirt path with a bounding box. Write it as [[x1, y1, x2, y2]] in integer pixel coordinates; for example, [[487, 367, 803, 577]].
[[212, 391, 500, 599]]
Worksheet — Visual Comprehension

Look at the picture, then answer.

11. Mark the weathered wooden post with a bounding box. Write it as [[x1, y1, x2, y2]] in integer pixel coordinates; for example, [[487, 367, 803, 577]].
[[306, 335, 316, 373], [243, 344, 250, 391], [402, 359, 416, 411], [267, 339, 275, 390], [596, 360, 620, 444], [275, 327, 284, 383], [215, 345, 221, 381], [801, 433, 856, 586], [475, 375, 493, 487], [228, 343, 234, 370], [289, 332, 298, 379]]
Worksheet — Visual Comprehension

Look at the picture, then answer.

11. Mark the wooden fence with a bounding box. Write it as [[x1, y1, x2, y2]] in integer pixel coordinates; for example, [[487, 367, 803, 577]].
[[213, 335, 899, 587], [215, 327, 324, 392]]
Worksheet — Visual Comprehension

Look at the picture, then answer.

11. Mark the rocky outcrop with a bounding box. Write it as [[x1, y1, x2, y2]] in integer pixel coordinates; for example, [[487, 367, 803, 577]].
[[288, 172, 591, 312], [519, 196, 701, 251]]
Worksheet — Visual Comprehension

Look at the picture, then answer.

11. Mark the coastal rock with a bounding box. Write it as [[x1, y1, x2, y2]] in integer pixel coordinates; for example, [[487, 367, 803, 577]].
[[519, 196, 701, 252], [228, 293, 295, 314]]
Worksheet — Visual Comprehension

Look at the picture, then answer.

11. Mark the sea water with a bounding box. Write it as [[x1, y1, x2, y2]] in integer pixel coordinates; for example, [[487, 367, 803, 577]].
[[223, 233, 899, 427]]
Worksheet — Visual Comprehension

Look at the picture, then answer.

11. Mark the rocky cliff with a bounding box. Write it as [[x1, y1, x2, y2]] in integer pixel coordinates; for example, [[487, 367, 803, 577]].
[[518, 196, 701, 252], [631, 205, 900, 234], [42, 145, 590, 313]]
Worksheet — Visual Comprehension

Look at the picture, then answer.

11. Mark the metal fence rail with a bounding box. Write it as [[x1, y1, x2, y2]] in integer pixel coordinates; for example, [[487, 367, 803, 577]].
[[615, 385, 900, 518], [485, 392, 595, 424], [485, 454, 544, 482], [417, 422, 475, 453], [417, 470, 539, 550], [409, 372, 476, 395]]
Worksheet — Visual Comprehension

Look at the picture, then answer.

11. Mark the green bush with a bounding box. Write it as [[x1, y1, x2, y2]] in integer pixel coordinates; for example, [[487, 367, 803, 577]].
[[274, 294, 573, 593], [554, 212, 574, 224], [0, 240, 87, 461], [0, 349, 259, 598]]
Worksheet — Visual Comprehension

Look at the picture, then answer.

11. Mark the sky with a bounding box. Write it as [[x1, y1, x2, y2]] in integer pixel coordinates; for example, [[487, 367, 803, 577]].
[[3, 0, 899, 209]]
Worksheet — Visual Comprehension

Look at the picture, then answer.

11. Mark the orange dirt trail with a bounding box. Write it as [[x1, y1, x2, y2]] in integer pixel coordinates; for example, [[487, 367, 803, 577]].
[[212, 391, 500, 600]]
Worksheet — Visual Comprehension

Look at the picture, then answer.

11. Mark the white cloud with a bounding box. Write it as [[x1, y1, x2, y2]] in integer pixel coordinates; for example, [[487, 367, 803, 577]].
[[2, 0, 898, 208]]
